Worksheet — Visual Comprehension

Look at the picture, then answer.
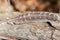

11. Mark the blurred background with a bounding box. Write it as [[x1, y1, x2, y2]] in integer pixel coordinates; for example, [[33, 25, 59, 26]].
[[0, 0, 60, 13]]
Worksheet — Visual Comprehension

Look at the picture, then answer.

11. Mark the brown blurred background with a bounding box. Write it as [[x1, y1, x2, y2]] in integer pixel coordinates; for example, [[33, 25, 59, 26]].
[[0, 0, 60, 13]]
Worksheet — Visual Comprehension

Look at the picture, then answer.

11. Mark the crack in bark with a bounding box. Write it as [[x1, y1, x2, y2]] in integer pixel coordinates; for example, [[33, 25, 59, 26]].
[[46, 22, 57, 29], [51, 29, 55, 40], [46, 22, 56, 40]]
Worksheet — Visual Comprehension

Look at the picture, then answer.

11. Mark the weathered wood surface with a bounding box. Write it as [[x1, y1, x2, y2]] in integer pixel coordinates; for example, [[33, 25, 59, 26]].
[[0, 12, 60, 40]]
